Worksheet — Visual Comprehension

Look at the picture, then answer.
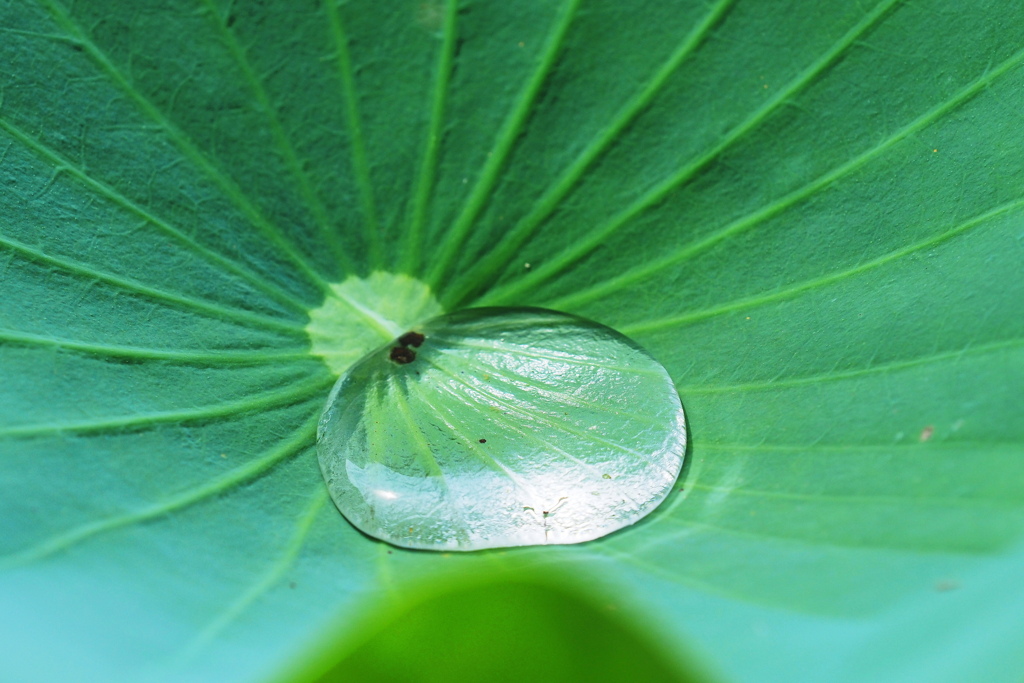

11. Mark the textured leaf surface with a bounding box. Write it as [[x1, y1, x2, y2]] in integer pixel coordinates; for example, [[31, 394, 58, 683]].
[[2, 0, 1023, 681]]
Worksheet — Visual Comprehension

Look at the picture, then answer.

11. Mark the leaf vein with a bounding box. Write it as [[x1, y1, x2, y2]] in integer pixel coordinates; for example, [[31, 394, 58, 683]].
[[37, 0, 335, 293], [199, 0, 354, 274], [676, 336, 1024, 394], [0, 374, 331, 438], [447, 0, 736, 306], [0, 116, 312, 313], [546, 40, 1024, 309], [0, 412, 319, 568], [0, 234, 305, 335], [0, 328, 311, 366], [621, 196, 1024, 334], [175, 485, 329, 662], [427, 0, 584, 288], [401, 0, 459, 275], [325, 1, 382, 267]]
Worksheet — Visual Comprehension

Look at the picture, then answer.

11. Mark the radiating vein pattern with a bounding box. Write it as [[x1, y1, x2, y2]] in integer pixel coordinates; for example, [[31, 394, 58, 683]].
[[0, 233, 304, 335], [619, 196, 1024, 335], [540, 42, 1024, 311], [427, 0, 583, 287], [0, 412, 321, 567], [0, 373, 331, 438], [474, 0, 903, 307], [175, 484, 330, 663], [444, 0, 735, 306], [400, 0, 459, 273], [0, 115, 311, 314], [30, 0, 338, 292], [2, 0, 1024, 679], [199, 0, 352, 274], [0, 329, 311, 366]]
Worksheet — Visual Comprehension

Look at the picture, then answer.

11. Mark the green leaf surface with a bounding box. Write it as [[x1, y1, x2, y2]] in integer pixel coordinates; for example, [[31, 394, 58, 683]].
[[2, 0, 1023, 681]]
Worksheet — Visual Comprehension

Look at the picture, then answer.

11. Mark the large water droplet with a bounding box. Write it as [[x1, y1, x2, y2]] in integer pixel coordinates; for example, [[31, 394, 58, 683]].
[[317, 307, 685, 551]]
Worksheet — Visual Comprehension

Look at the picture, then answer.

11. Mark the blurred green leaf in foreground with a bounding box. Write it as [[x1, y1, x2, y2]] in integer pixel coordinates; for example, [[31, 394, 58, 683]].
[[293, 577, 714, 683]]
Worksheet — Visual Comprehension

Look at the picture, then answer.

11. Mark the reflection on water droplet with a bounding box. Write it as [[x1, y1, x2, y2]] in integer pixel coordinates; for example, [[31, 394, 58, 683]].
[[317, 307, 686, 551]]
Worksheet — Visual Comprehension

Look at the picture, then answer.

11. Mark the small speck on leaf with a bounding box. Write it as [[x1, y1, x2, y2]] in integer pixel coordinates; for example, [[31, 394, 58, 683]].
[[920, 425, 935, 442], [479, 438, 487, 443]]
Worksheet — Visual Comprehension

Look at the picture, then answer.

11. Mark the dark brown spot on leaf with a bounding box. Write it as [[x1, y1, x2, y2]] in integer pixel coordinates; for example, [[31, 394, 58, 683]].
[[390, 346, 416, 364], [398, 330, 426, 347], [479, 438, 487, 443]]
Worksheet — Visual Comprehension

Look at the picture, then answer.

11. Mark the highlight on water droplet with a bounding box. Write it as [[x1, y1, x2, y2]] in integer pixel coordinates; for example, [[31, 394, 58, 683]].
[[316, 307, 686, 551]]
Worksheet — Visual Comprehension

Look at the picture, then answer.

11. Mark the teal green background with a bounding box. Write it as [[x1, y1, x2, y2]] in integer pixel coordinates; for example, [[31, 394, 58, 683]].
[[1, 0, 1022, 681]]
